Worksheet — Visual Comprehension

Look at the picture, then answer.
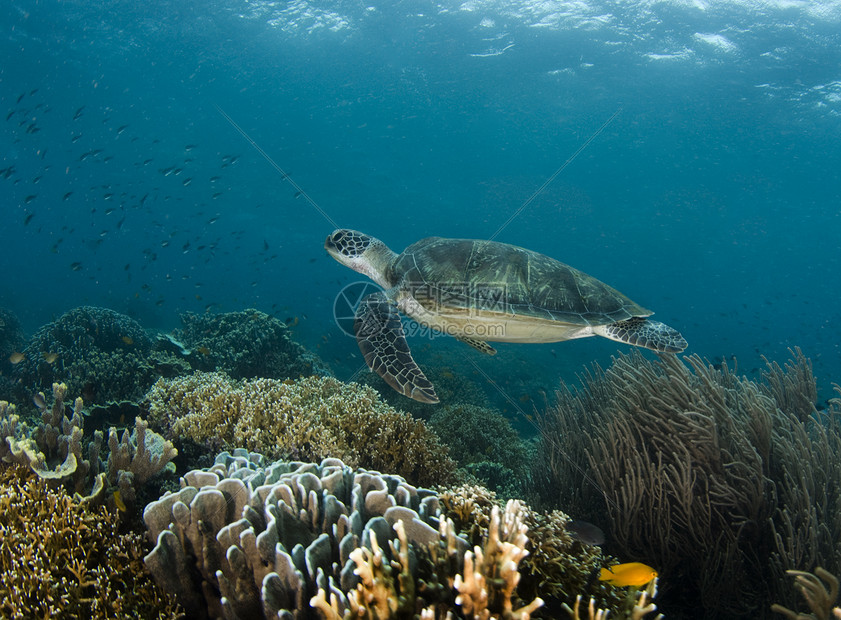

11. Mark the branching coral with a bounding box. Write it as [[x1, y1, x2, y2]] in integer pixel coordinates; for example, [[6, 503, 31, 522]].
[[533, 349, 841, 618], [146, 372, 457, 487], [0, 464, 182, 619], [145, 450, 549, 620], [563, 581, 661, 620], [439, 484, 621, 618]]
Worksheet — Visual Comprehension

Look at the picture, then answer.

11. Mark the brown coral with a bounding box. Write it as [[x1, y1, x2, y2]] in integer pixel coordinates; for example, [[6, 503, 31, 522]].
[[146, 372, 457, 487], [0, 464, 181, 619]]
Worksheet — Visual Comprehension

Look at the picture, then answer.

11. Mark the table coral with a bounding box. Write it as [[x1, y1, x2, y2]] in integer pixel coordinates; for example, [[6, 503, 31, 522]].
[[146, 372, 457, 487], [0, 464, 182, 619]]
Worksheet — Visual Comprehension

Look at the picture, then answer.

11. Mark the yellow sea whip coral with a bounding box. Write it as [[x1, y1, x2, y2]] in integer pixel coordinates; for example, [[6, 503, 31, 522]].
[[146, 372, 457, 487]]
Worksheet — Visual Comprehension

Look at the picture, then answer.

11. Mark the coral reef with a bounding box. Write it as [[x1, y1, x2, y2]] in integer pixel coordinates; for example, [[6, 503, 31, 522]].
[[429, 403, 532, 498], [143, 450, 547, 620], [1, 382, 177, 508], [146, 372, 457, 487], [563, 582, 661, 620], [533, 349, 841, 619], [0, 464, 182, 619], [438, 484, 622, 618], [172, 308, 330, 379], [11, 306, 156, 404]]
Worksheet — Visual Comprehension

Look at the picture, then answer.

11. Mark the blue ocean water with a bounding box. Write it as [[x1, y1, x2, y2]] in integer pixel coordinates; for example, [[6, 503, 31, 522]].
[[1, 0, 839, 406]]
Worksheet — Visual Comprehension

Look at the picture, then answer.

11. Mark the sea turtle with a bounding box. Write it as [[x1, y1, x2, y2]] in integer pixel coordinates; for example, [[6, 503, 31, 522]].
[[325, 229, 687, 404]]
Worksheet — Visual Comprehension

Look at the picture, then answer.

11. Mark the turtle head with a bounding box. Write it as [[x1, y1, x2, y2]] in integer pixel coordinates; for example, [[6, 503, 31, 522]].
[[325, 229, 396, 288]]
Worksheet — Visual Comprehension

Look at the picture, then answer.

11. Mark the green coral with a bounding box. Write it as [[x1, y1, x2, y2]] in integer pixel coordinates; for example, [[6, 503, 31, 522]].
[[146, 372, 458, 487], [429, 403, 532, 498], [0, 464, 182, 619], [173, 308, 330, 379], [11, 306, 155, 405]]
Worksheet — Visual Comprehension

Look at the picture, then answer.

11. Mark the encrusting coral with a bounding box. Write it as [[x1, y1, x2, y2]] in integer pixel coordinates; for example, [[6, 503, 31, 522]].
[[143, 450, 548, 620], [146, 371, 457, 487], [0, 464, 182, 619], [533, 349, 841, 618], [1, 382, 176, 507]]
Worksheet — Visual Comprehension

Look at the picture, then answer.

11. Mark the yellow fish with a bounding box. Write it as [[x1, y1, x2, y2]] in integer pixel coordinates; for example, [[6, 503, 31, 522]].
[[121, 335, 134, 345], [599, 562, 658, 587], [8, 352, 24, 364], [42, 352, 59, 364], [113, 490, 127, 512]]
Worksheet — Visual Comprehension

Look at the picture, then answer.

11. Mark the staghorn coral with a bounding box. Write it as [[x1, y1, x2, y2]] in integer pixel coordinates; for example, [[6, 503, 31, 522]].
[[533, 349, 841, 619], [173, 308, 330, 379], [11, 306, 155, 404], [146, 371, 457, 487], [0, 464, 182, 619]]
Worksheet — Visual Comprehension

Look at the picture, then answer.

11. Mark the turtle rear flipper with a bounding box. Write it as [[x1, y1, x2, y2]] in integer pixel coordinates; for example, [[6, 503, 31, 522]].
[[595, 317, 687, 353], [355, 292, 439, 403]]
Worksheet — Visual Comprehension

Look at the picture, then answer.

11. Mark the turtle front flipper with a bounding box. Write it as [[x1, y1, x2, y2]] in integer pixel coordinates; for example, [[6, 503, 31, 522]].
[[596, 317, 688, 353], [355, 292, 439, 403]]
